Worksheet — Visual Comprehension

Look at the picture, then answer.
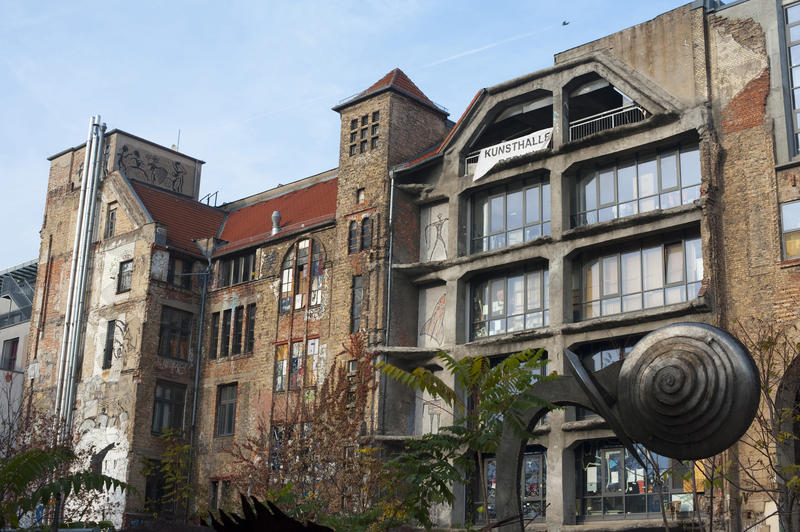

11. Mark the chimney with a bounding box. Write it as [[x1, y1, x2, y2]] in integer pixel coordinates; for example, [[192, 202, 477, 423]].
[[271, 210, 281, 235]]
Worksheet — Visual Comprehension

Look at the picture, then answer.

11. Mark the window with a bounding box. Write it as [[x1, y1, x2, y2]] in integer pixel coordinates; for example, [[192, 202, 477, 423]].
[[360, 140, 367, 153], [289, 341, 304, 390], [348, 221, 359, 253], [575, 235, 702, 320], [786, 4, 800, 154], [480, 449, 546, 524], [158, 306, 193, 359], [275, 344, 288, 392], [232, 307, 243, 355], [472, 180, 551, 253], [351, 275, 363, 333], [168, 256, 193, 290], [349, 131, 357, 143], [305, 338, 322, 386], [576, 440, 693, 519], [573, 337, 640, 420], [574, 146, 701, 227], [371, 124, 379, 135], [103, 321, 116, 369], [144, 459, 173, 516], [782, 200, 800, 259], [209, 312, 220, 359], [220, 309, 231, 357], [360, 128, 368, 140], [280, 239, 324, 313], [216, 383, 237, 436], [361, 217, 373, 249], [349, 144, 357, 156], [152, 380, 186, 434], [356, 188, 366, 204], [471, 267, 549, 339], [361, 114, 368, 126], [105, 206, 116, 238], [117, 260, 133, 293], [372, 111, 380, 122], [210, 480, 219, 510], [244, 303, 256, 354], [216, 252, 256, 288], [371, 137, 379, 149], [1, 338, 18, 371], [350, 118, 358, 130]]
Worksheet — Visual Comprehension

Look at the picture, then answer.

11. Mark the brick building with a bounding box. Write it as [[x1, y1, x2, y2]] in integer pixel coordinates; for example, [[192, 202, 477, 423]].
[[22, 0, 800, 529]]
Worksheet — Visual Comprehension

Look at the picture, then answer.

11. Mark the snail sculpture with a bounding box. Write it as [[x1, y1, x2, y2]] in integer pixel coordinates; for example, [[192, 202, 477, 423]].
[[494, 322, 760, 530]]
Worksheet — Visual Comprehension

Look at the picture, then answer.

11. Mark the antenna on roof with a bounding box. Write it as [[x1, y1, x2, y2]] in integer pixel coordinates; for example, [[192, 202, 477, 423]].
[[171, 129, 181, 152]]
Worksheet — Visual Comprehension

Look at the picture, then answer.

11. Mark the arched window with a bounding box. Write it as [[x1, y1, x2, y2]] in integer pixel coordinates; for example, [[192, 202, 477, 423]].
[[361, 217, 373, 249], [280, 239, 324, 313], [348, 221, 359, 254]]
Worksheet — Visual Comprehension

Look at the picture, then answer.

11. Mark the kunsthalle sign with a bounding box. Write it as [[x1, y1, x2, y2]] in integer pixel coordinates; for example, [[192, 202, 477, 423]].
[[472, 127, 553, 181]]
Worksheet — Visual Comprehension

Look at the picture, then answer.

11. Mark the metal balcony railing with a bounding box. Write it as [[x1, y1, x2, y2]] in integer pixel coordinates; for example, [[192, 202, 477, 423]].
[[569, 105, 645, 141]]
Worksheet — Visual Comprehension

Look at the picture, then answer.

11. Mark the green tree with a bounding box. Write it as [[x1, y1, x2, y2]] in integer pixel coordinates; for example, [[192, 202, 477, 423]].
[[142, 428, 195, 520], [378, 348, 552, 529]]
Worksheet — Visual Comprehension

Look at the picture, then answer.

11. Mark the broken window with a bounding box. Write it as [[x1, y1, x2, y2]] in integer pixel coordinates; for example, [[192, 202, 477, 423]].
[[280, 239, 324, 313], [304, 338, 322, 387], [274, 344, 288, 392], [157, 306, 193, 359], [152, 380, 186, 434], [289, 341, 304, 390]]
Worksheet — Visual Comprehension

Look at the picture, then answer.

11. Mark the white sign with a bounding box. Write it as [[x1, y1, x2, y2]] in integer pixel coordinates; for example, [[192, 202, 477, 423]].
[[473, 127, 553, 181]]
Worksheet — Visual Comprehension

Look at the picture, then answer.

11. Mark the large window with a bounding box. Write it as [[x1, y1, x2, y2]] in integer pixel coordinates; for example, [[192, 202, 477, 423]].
[[574, 145, 701, 227], [167, 255, 194, 290], [573, 337, 641, 420], [576, 440, 693, 520], [472, 180, 550, 253], [289, 341, 304, 390], [152, 380, 186, 434], [275, 344, 288, 392], [1, 338, 18, 371], [280, 239, 324, 312], [480, 449, 546, 523], [782, 200, 800, 259], [217, 251, 256, 288], [216, 383, 237, 436], [158, 307, 193, 359], [574, 236, 702, 321], [471, 267, 549, 340], [786, 4, 800, 154], [351, 275, 363, 333]]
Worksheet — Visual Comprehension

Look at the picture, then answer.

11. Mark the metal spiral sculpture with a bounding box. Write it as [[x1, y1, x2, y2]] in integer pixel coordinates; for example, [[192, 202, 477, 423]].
[[616, 323, 760, 459]]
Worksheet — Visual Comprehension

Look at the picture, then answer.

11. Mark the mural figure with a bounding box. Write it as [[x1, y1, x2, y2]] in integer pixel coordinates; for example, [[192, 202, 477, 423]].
[[421, 293, 446, 345], [116, 145, 186, 192], [424, 213, 449, 260], [116, 145, 149, 183], [112, 320, 134, 362]]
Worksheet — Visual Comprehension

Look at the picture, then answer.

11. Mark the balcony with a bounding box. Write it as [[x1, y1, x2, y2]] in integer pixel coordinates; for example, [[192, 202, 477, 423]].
[[569, 105, 645, 142]]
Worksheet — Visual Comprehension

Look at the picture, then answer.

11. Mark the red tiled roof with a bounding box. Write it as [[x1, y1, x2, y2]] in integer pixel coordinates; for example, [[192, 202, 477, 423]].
[[359, 68, 435, 107], [130, 182, 225, 256], [217, 177, 338, 255]]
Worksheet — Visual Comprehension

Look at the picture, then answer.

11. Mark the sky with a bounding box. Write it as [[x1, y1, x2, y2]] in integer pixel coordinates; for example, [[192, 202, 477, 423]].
[[0, 0, 687, 268]]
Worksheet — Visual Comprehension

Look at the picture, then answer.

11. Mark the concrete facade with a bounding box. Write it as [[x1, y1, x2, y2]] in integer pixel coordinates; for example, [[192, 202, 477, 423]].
[[20, 1, 800, 529]]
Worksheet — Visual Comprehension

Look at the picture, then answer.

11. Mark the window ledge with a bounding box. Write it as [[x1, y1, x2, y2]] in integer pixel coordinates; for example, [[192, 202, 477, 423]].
[[563, 297, 711, 335], [208, 352, 254, 363], [467, 326, 554, 347], [562, 418, 609, 432], [563, 201, 702, 241], [780, 257, 800, 269]]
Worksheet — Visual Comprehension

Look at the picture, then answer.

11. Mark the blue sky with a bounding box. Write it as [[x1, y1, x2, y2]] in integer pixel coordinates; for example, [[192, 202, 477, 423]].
[[1, 1, 686, 267]]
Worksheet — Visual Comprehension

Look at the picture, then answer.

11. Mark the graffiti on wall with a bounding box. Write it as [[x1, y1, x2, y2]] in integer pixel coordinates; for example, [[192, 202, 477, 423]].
[[419, 289, 446, 347], [420, 203, 449, 262], [116, 145, 186, 192]]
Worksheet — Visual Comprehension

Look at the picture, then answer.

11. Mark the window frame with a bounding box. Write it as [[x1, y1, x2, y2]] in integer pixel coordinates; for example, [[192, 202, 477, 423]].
[[361, 217, 373, 250], [220, 309, 231, 358], [209, 312, 220, 359], [781, 200, 800, 259], [470, 266, 550, 340], [117, 260, 133, 293], [289, 341, 304, 390], [351, 275, 363, 333], [471, 179, 551, 254], [152, 380, 186, 434], [105, 205, 117, 238], [215, 383, 237, 437], [785, 4, 800, 155], [157, 306, 193, 360], [216, 251, 256, 289], [280, 239, 324, 313], [244, 303, 256, 354], [1, 338, 18, 371], [103, 320, 116, 369], [275, 344, 288, 392]]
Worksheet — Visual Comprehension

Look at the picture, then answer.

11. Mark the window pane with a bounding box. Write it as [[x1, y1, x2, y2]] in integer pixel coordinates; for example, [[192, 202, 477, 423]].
[[787, 231, 800, 259], [637, 158, 657, 197], [598, 206, 617, 223], [665, 285, 685, 305], [682, 185, 700, 204], [542, 184, 551, 221], [526, 186, 540, 223], [642, 246, 663, 291], [602, 298, 621, 315], [473, 195, 488, 239], [679, 147, 701, 186], [618, 201, 637, 217], [789, 5, 800, 24], [620, 251, 641, 295], [508, 275, 525, 315], [782, 202, 800, 231], [622, 294, 642, 312], [507, 191, 523, 230], [792, 44, 800, 66], [599, 169, 615, 205], [665, 243, 684, 284], [583, 176, 597, 211], [586, 261, 600, 301], [618, 163, 637, 202], [543, 270, 549, 310], [527, 271, 542, 310], [490, 279, 505, 317], [602, 255, 619, 296], [490, 196, 504, 233], [660, 152, 678, 190], [639, 196, 658, 213], [685, 238, 703, 282]]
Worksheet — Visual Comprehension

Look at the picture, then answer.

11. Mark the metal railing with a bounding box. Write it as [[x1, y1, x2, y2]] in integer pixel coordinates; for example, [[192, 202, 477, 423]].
[[569, 105, 645, 141]]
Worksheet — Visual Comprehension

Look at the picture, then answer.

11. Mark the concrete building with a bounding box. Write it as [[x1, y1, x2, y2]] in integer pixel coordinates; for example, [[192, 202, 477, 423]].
[[22, 0, 800, 529]]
